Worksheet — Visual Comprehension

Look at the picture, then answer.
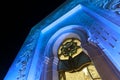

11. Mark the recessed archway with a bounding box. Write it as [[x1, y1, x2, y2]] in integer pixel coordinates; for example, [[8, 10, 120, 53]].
[[41, 24, 119, 80], [42, 25, 101, 80], [57, 38, 101, 80]]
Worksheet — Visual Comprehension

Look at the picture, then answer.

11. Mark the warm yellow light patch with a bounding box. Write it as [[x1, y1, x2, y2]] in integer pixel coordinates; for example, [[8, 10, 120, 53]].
[[64, 65, 101, 80], [72, 48, 82, 58], [58, 38, 83, 60]]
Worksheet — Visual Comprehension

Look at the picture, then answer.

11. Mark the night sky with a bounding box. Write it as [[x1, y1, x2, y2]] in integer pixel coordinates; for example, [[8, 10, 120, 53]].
[[0, 0, 65, 79]]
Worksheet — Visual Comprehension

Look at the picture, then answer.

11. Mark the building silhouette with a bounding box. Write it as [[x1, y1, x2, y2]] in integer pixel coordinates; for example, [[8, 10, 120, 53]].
[[4, 0, 120, 80]]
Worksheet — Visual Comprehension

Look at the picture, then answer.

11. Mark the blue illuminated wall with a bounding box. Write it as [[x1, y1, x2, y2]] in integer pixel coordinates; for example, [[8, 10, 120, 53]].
[[4, 0, 120, 80]]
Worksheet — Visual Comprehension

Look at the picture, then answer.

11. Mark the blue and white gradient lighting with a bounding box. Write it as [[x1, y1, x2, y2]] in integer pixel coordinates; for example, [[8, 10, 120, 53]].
[[41, 4, 82, 33]]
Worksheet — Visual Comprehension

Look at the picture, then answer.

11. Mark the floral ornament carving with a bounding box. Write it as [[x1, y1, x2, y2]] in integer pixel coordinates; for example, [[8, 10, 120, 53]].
[[58, 38, 82, 60], [16, 31, 39, 80], [61, 39, 79, 56], [91, 0, 120, 15]]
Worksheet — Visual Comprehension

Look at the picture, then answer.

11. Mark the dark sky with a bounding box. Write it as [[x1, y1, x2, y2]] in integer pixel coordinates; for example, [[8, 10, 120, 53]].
[[0, 0, 65, 79]]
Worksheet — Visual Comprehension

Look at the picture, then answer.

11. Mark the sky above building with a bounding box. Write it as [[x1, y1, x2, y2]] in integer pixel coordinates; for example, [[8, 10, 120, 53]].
[[0, 0, 65, 79]]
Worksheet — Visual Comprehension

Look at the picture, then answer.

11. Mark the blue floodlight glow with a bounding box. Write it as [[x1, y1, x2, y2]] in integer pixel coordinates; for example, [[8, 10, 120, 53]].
[[4, 0, 120, 79], [41, 4, 82, 33]]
